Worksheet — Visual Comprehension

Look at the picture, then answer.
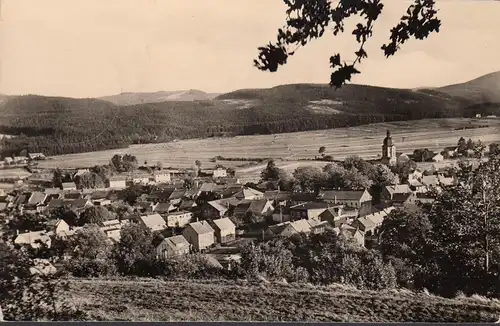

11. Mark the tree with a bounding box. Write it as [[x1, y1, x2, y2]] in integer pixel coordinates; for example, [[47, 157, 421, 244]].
[[293, 166, 327, 192], [473, 140, 486, 159], [111, 223, 155, 276], [261, 160, 281, 181], [457, 137, 467, 155], [318, 146, 326, 157], [0, 242, 86, 321], [378, 209, 434, 287], [122, 184, 143, 206], [79, 206, 114, 226], [466, 138, 475, 151], [70, 225, 111, 261], [110, 154, 138, 173], [74, 172, 105, 189], [156, 161, 163, 170], [372, 164, 399, 187], [489, 143, 500, 157], [254, 0, 441, 88]]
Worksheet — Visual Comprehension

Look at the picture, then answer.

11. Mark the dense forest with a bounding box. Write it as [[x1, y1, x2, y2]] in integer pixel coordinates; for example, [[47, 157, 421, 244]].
[[0, 83, 489, 158]]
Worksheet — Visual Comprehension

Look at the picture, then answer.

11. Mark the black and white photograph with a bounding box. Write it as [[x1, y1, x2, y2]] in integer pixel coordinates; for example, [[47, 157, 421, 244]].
[[1, 0, 500, 323]]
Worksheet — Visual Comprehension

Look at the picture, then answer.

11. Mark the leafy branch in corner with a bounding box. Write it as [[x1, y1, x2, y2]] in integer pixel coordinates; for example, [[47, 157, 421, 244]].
[[254, 0, 441, 89]]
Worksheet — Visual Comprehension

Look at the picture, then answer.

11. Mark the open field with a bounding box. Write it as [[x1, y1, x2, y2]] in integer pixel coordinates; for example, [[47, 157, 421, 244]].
[[37, 118, 500, 182], [66, 278, 500, 322], [0, 168, 32, 180]]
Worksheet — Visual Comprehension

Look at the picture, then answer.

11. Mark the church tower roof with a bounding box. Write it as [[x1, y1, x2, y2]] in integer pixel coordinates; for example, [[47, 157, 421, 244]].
[[383, 129, 393, 147]]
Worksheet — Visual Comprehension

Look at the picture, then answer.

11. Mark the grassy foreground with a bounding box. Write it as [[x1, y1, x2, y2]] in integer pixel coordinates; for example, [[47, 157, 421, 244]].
[[66, 278, 500, 322]]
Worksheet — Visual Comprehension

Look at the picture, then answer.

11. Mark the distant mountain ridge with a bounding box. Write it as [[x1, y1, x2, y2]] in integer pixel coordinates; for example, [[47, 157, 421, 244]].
[[0, 71, 499, 157], [99, 89, 220, 105], [420, 70, 500, 105]]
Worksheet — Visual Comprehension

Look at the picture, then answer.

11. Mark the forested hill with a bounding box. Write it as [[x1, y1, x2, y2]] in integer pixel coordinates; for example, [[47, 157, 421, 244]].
[[0, 81, 492, 157]]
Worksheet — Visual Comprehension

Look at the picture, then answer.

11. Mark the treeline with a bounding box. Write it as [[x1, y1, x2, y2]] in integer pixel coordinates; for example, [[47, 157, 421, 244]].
[[0, 83, 468, 157]]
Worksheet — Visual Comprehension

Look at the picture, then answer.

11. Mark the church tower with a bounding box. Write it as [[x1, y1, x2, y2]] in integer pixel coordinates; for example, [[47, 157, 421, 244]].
[[381, 129, 397, 166]]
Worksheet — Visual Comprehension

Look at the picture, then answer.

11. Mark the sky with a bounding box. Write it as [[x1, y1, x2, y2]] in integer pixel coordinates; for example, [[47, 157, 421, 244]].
[[0, 0, 499, 98]]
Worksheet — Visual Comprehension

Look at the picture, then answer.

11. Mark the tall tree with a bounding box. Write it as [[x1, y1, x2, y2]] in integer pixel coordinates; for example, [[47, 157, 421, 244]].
[[261, 159, 281, 181], [254, 0, 440, 88]]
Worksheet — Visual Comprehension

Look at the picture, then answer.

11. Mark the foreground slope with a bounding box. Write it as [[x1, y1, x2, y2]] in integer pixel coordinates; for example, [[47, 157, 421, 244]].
[[68, 279, 500, 322]]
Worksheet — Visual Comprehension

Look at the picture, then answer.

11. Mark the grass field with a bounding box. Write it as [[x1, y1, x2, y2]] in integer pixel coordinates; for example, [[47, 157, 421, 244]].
[[0, 168, 32, 180], [66, 278, 500, 322], [37, 118, 500, 182]]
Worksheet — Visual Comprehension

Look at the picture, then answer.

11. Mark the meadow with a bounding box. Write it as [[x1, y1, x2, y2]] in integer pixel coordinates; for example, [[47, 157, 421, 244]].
[[36, 118, 500, 182], [67, 278, 500, 322]]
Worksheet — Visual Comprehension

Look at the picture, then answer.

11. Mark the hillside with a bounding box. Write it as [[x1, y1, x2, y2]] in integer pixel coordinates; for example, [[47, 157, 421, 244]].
[[429, 71, 500, 105], [0, 75, 496, 157], [99, 90, 219, 105], [67, 278, 500, 322]]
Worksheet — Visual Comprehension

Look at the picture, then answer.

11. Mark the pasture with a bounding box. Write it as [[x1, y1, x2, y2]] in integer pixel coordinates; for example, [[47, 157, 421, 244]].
[[37, 118, 500, 182]]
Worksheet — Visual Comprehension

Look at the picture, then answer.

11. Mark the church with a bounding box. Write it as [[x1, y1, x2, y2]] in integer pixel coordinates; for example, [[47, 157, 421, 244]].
[[381, 130, 397, 166]]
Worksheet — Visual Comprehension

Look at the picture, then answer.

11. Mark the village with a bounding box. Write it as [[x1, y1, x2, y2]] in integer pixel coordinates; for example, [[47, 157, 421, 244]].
[[0, 130, 495, 273]]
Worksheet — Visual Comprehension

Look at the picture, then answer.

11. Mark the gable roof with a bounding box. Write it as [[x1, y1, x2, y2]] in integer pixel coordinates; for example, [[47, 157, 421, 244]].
[[162, 235, 190, 251], [208, 200, 230, 214], [28, 192, 47, 205], [268, 222, 295, 235], [139, 214, 166, 230], [384, 184, 411, 195], [188, 220, 215, 235], [290, 201, 329, 210], [392, 192, 413, 203], [200, 183, 218, 193], [62, 182, 77, 189], [290, 219, 313, 233], [153, 202, 175, 213], [232, 187, 263, 200], [318, 189, 372, 202], [211, 217, 236, 232]]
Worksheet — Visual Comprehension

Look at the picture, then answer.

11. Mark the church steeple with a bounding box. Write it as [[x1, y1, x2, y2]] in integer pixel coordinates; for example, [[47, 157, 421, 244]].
[[381, 129, 396, 166]]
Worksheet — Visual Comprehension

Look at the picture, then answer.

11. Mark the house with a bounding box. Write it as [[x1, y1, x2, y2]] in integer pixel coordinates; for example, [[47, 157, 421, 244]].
[[263, 190, 293, 207], [92, 198, 112, 206], [27, 192, 47, 206], [62, 182, 77, 191], [47, 219, 70, 235], [4, 157, 13, 165], [213, 168, 228, 179], [317, 189, 372, 215], [132, 175, 150, 185], [421, 175, 441, 191], [334, 224, 365, 247], [319, 205, 351, 227], [232, 187, 264, 200], [381, 184, 412, 202], [211, 217, 236, 244], [100, 219, 129, 242], [152, 202, 177, 215], [289, 192, 317, 206], [13, 156, 28, 164], [156, 235, 191, 259], [168, 190, 186, 205], [408, 179, 426, 193], [390, 192, 413, 207], [28, 153, 46, 161], [443, 146, 459, 158], [182, 220, 215, 252], [202, 200, 231, 219], [432, 153, 444, 162], [139, 214, 167, 232], [233, 199, 274, 220], [179, 199, 198, 211], [165, 211, 193, 228], [289, 202, 329, 221], [272, 206, 291, 223], [153, 171, 171, 184], [14, 231, 52, 248], [405, 192, 436, 206], [351, 207, 395, 238], [408, 169, 424, 182], [108, 176, 127, 190], [266, 221, 299, 238]]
